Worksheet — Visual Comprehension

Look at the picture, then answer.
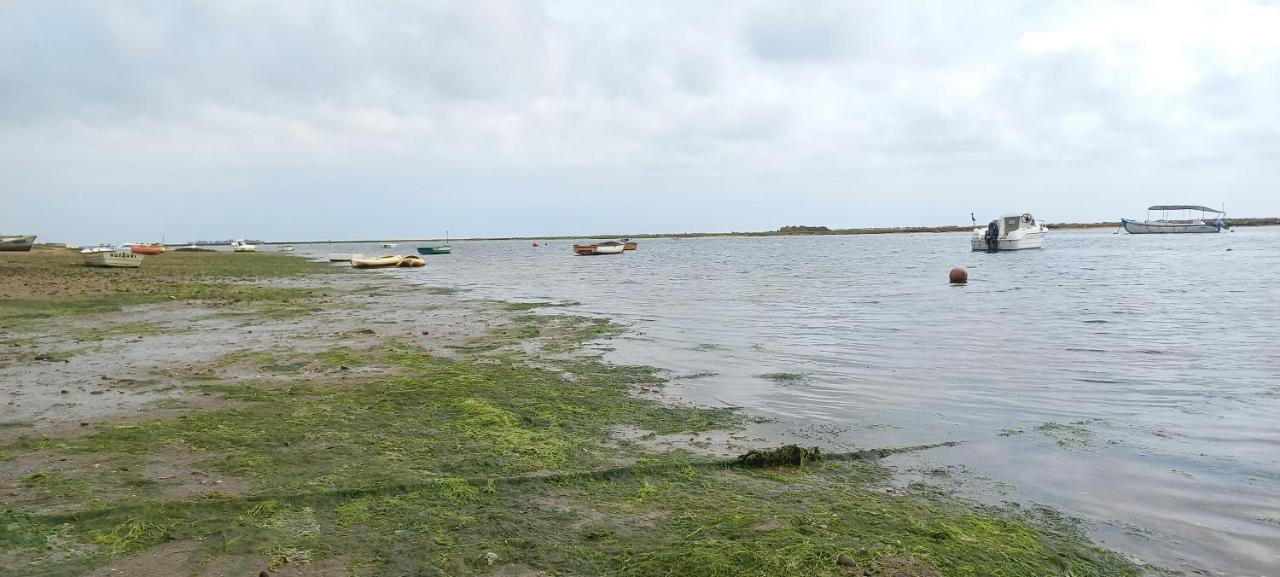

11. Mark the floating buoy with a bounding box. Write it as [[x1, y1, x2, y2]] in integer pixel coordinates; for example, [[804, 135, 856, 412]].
[[949, 267, 968, 284]]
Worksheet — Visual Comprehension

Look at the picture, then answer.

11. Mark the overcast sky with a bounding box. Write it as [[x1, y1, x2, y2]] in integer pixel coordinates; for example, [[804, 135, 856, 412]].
[[3, 1, 1278, 243]]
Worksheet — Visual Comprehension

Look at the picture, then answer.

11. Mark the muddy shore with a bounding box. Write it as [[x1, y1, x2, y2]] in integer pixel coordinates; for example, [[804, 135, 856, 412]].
[[1, 249, 1142, 576]]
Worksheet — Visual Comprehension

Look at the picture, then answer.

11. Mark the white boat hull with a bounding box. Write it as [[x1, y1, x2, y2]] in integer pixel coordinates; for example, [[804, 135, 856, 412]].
[[83, 251, 144, 268], [1121, 219, 1222, 234], [595, 244, 625, 254], [0, 234, 37, 252]]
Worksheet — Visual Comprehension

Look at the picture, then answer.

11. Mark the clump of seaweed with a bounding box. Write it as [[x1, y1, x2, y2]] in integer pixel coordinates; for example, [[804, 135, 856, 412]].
[[736, 444, 822, 467]]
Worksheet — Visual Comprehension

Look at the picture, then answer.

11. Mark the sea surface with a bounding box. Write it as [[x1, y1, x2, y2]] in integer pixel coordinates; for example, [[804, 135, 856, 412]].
[[295, 228, 1280, 576]]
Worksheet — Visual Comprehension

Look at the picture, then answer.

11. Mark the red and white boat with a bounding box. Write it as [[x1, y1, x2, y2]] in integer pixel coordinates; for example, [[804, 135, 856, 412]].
[[573, 241, 626, 256]]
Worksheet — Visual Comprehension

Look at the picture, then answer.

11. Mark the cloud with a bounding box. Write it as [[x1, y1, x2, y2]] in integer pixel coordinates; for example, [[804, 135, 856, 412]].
[[1, 0, 1278, 240]]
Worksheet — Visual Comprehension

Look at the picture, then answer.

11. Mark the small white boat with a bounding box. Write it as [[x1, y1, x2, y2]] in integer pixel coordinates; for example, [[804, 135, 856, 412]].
[[80, 244, 114, 254], [972, 213, 1047, 251], [279, 246, 295, 252], [1121, 205, 1226, 234], [0, 234, 37, 252], [328, 253, 362, 262], [380, 242, 398, 248], [231, 240, 257, 252], [574, 241, 626, 255], [83, 251, 143, 268]]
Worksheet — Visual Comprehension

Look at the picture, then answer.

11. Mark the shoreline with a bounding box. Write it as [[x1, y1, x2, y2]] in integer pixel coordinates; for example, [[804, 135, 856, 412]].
[[1, 249, 1144, 576]]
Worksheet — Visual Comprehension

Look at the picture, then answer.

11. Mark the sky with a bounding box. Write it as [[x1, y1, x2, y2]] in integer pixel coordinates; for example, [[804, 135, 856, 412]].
[[2, 0, 1279, 243]]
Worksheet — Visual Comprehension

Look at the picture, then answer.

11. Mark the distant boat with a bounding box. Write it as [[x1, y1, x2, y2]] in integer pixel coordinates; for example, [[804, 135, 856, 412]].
[[279, 246, 295, 252], [352, 255, 425, 269], [0, 234, 37, 252], [83, 251, 143, 268], [971, 213, 1047, 251], [417, 245, 452, 255], [231, 240, 257, 252], [574, 241, 626, 256], [130, 244, 165, 255], [80, 244, 113, 254], [622, 238, 638, 251], [1122, 205, 1226, 234], [380, 242, 398, 248]]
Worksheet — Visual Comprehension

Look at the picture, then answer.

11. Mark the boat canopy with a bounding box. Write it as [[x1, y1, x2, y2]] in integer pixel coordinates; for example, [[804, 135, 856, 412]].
[[1147, 205, 1222, 213]]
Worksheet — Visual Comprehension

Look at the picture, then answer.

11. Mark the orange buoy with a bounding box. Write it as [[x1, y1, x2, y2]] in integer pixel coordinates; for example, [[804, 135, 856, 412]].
[[949, 267, 968, 284]]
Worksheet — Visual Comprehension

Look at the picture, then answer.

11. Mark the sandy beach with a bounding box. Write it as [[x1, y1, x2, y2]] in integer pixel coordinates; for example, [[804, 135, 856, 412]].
[[1, 248, 1141, 576]]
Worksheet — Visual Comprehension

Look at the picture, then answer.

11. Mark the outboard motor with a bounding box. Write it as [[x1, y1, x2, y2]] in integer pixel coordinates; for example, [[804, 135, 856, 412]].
[[984, 220, 1000, 251]]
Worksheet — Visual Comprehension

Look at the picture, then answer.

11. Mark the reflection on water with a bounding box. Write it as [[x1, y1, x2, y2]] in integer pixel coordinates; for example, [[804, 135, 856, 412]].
[[300, 228, 1280, 576]]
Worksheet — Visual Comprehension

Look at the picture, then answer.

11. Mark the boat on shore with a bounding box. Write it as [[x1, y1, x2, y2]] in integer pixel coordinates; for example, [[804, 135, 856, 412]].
[[574, 241, 626, 256], [1122, 205, 1226, 234], [0, 234, 37, 252], [352, 254, 425, 269], [328, 253, 361, 262], [279, 246, 295, 252], [80, 244, 114, 254], [231, 240, 257, 252], [130, 244, 166, 255], [971, 213, 1047, 251], [83, 251, 143, 268]]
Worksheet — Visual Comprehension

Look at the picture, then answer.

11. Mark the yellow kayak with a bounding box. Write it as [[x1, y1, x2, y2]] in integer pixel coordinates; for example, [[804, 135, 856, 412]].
[[351, 255, 425, 269]]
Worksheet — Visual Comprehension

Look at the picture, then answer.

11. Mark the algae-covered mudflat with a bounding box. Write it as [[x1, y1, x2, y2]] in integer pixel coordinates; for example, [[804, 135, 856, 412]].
[[0, 249, 1139, 576]]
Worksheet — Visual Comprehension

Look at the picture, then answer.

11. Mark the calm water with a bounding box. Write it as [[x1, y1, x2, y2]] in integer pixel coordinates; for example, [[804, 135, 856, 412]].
[[298, 228, 1280, 575]]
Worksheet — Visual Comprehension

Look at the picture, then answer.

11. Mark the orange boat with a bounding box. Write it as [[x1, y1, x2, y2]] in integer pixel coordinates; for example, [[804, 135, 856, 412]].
[[130, 244, 165, 255]]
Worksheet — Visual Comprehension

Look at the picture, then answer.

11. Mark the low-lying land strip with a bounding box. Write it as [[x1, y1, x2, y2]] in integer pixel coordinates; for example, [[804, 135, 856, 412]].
[[1, 249, 1140, 576]]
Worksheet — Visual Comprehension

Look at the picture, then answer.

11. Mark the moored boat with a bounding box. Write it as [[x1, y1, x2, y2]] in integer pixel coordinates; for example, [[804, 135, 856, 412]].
[[130, 244, 166, 255], [971, 213, 1047, 251], [622, 239, 638, 251], [380, 242, 398, 248], [416, 245, 452, 255], [278, 246, 295, 252], [574, 241, 626, 256], [1121, 205, 1226, 234], [352, 255, 426, 269], [0, 234, 37, 252], [83, 251, 143, 268]]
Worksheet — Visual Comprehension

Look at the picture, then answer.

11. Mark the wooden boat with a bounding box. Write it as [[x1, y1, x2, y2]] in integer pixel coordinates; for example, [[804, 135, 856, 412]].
[[0, 234, 37, 252], [574, 241, 626, 256], [622, 239, 638, 250], [83, 251, 143, 268], [352, 255, 426, 269], [130, 244, 165, 255], [1121, 205, 1226, 234]]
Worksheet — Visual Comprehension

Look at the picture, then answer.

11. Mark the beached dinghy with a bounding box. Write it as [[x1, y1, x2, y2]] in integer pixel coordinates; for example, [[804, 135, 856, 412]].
[[0, 234, 37, 252], [351, 255, 425, 269], [130, 244, 165, 255], [971, 213, 1047, 251], [1121, 205, 1226, 234], [84, 251, 144, 268]]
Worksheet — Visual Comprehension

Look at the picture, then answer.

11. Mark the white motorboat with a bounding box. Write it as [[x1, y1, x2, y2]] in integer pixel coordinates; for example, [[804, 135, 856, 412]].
[[971, 213, 1047, 251], [231, 240, 257, 252], [1121, 205, 1226, 234], [83, 251, 143, 268], [380, 242, 398, 248]]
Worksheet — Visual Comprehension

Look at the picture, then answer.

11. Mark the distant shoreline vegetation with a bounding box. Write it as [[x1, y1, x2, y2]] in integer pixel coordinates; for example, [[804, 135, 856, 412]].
[[263, 217, 1280, 245]]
